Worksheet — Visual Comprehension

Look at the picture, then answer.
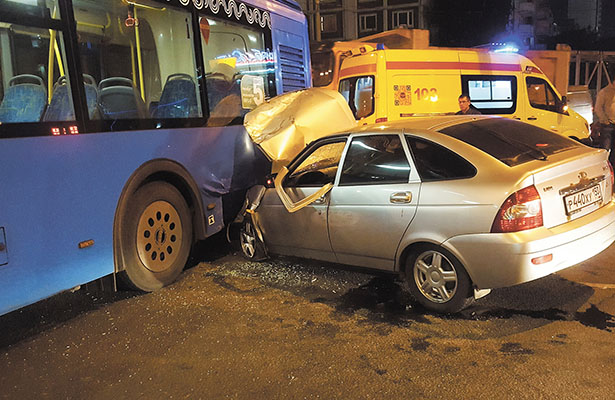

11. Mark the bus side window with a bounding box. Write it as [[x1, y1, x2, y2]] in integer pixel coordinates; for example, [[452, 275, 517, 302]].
[[199, 15, 275, 127], [0, 23, 70, 125], [147, 11, 201, 120], [73, 0, 201, 124]]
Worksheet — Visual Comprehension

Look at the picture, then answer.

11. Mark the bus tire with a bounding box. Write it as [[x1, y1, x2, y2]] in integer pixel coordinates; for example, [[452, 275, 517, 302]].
[[119, 181, 193, 291]]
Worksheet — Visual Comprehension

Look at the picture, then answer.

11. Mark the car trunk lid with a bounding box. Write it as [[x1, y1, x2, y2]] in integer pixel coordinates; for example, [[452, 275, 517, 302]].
[[531, 149, 612, 228]]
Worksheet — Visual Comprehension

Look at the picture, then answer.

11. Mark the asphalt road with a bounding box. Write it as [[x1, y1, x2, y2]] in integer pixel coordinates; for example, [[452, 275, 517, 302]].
[[1, 233, 614, 399]]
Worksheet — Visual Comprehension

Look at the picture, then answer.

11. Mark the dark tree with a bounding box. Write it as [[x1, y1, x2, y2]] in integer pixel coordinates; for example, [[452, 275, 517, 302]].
[[426, 0, 512, 47]]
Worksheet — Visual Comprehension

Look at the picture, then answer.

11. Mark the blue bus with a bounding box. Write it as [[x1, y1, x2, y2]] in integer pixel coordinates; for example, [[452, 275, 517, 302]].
[[0, 0, 311, 315]]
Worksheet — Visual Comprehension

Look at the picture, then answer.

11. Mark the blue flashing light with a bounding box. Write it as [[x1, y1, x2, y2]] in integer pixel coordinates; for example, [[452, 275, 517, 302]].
[[493, 45, 519, 53], [488, 41, 519, 53], [376, 43, 385, 50]]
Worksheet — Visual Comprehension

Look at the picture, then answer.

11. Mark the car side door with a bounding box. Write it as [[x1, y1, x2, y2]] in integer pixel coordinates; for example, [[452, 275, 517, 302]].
[[256, 138, 348, 261], [327, 133, 420, 270]]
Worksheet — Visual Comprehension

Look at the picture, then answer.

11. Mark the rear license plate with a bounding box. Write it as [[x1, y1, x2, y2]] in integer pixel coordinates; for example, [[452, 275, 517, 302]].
[[564, 184, 603, 215]]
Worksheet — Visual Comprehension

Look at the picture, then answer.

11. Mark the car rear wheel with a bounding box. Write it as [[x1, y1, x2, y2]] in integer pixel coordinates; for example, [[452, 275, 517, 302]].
[[239, 215, 267, 261], [119, 181, 192, 291], [404, 245, 474, 313]]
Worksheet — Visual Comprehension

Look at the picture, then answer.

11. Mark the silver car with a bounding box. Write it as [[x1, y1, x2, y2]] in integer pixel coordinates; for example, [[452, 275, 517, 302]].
[[239, 116, 615, 313]]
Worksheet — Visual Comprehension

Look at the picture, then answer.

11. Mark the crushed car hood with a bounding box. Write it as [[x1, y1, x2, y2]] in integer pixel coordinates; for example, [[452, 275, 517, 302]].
[[244, 88, 357, 171]]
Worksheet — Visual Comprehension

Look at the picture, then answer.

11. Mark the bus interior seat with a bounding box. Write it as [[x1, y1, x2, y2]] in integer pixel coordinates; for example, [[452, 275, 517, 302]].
[[0, 74, 47, 123], [206, 72, 240, 112], [98, 77, 147, 120], [43, 74, 99, 121], [152, 73, 198, 118]]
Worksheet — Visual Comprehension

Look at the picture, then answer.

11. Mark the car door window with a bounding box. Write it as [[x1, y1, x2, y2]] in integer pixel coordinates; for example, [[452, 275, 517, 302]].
[[406, 136, 476, 181], [339, 135, 410, 185], [526, 77, 562, 113], [285, 141, 347, 187]]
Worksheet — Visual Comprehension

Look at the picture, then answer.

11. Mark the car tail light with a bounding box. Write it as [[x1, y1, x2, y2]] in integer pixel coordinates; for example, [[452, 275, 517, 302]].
[[491, 185, 543, 233]]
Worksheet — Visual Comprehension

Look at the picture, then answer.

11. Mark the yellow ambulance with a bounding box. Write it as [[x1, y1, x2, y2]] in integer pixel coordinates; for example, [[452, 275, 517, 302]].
[[338, 47, 590, 141]]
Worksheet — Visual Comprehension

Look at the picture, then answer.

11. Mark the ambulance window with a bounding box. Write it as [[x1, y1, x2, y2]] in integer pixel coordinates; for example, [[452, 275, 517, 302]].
[[526, 77, 564, 114], [339, 76, 374, 120], [461, 75, 516, 115]]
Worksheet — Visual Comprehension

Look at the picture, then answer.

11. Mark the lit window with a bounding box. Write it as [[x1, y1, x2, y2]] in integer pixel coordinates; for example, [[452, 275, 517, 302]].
[[461, 75, 517, 114]]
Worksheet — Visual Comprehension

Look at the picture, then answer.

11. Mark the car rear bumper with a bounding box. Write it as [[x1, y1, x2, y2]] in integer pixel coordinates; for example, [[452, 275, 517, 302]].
[[443, 201, 615, 289]]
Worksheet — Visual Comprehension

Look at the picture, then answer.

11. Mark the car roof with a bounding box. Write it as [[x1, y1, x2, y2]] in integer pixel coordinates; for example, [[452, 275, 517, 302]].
[[308, 115, 494, 154], [313, 115, 584, 169], [308, 115, 504, 143], [353, 115, 499, 133]]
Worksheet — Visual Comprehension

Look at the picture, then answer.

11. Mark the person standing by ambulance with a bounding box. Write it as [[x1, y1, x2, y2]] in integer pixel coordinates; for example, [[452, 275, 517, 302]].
[[456, 94, 482, 115], [594, 80, 615, 166]]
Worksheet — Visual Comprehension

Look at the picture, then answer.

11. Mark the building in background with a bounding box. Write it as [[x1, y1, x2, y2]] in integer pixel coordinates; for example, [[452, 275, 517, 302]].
[[568, 0, 615, 39], [506, 0, 556, 49], [507, 0, 615, 50], [296, 0, 430, 42], [296, 0, 614, 50], [567, 0, 600, 32]]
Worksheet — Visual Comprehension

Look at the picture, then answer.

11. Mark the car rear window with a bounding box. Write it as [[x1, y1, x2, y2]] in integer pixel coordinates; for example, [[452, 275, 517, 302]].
[[406, 136, 477, 181], [439, 118, 581, 167]]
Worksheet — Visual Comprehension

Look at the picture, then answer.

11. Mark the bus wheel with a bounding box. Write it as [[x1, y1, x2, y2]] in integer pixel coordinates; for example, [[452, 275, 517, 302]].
[[119, 181, 192, 291]]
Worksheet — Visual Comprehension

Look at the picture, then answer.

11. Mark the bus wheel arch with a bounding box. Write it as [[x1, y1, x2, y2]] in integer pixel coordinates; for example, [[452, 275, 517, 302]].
[[113, 159, 206, 291]]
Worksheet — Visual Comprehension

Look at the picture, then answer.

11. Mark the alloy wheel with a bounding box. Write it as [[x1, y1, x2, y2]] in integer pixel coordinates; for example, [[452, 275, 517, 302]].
[[413, 250, 458, 303]]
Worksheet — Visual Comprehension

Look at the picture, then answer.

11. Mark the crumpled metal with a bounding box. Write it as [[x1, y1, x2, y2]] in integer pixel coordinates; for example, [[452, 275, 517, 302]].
[[243, 87, 357, 172]]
